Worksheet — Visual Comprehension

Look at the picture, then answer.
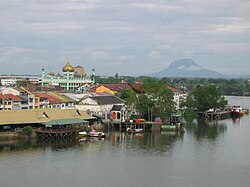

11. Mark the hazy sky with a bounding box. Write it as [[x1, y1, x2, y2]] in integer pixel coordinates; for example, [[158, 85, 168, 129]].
[[0, 0, 250, 76]]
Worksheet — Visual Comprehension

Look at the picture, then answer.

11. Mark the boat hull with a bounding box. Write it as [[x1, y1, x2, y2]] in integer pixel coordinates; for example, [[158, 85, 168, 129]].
[[79, 131, 88, 138], [88, 131, 105, 138], [161, 125, 176, 131]]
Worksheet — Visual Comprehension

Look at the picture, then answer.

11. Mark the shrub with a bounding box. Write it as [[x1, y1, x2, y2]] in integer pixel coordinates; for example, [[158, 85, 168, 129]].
[[22, 126, 33, 137]]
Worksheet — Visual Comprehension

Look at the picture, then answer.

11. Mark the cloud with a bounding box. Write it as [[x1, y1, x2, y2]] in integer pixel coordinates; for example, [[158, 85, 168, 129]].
[[209, 22, 250, 33], [178, 65, 202, 71], [0, 0, 249, 76], [0, 47, 26, 56], [148, 51, 160, 59], [91, 51, 110, 60]]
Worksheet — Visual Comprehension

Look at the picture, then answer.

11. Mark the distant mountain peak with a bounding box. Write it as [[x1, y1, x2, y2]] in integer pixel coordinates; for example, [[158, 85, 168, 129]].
[[151, 59, 223, 78], [168, 59, 202, 70]]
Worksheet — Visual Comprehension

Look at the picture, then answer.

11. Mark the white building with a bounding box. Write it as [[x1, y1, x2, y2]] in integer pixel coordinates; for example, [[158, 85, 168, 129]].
[[39, 62, 94, 91], [0, 75, 39, 86], [75, 94, 125, 121]]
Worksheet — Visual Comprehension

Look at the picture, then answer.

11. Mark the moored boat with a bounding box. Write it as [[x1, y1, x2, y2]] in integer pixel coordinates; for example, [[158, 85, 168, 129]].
[[79, 131, 88, 138], [134, 128, 143, 133], [161, 124, 177, 131], [88, 130, 105, 138], [161, 114, 185, 132], [231, 106, 243, 118], [126, 127, 143, 133]]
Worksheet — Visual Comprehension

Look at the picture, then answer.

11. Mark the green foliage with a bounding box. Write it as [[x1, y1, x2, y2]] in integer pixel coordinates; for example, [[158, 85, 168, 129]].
[[186, 85, 228, 112], [22, 126, 33, 137], [94, 75, 250, 96], [121, 77, 176, 122], [184, 109, 197, 121], [120, 89, 137, 106]]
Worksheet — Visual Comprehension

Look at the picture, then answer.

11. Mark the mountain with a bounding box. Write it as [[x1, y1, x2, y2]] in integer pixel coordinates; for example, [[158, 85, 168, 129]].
[[151, 59, 224, 78]]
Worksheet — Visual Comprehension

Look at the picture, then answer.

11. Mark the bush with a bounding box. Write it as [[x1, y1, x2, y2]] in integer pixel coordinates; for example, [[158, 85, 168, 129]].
[[184, 109, 197, 121], [22, 126, 33, 137]]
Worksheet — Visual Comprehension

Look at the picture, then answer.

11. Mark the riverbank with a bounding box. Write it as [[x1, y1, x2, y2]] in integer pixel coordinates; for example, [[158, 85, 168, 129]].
[[0, 130, 37, 140]]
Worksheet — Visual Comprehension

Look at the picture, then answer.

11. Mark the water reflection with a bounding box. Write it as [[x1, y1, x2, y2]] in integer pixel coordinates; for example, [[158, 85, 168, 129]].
[[0, 131, 184, 156], [109, 131, 183, 155], [185, 119, 227, 141], [0, 139, 81, 154]]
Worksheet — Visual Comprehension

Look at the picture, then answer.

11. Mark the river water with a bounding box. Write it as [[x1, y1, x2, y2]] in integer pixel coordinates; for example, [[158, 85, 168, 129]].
[[0, 96, 250, 187]]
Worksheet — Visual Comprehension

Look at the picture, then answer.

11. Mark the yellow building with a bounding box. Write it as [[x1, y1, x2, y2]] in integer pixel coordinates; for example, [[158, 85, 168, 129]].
[[95, 85, 116, 95]]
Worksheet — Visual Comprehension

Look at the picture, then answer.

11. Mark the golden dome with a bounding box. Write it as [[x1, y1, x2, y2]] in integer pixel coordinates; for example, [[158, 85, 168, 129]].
[[62, 62, 74, 72]]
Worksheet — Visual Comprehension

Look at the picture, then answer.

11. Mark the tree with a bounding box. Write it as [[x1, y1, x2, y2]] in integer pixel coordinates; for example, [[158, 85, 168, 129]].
[[22, 126, 33, 137], [155, 86, 176, 122], [120, 89, 137, 106], [121, 77, 176, 122], [186, 85, 228, 111]]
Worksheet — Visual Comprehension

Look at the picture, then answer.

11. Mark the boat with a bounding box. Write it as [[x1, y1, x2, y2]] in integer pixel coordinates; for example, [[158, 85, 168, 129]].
[[126, 127, 143, 133], [231, 106, 244, 118], [134, 128, 143, 133], [161, 124, 178, 131], [88, 130, 105, 138], [79, 131, 88, 138], [161, 114, 185, 131]]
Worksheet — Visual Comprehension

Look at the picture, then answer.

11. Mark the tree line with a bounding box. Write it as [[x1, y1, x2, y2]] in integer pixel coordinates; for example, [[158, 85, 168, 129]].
[[95, 75, 250, 96]]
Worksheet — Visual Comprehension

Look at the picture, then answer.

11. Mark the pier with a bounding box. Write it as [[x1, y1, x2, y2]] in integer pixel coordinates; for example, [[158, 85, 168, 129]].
[[112, 121, 163, 132], [198, 111, 231, 120], [36, 128, 81, 141]]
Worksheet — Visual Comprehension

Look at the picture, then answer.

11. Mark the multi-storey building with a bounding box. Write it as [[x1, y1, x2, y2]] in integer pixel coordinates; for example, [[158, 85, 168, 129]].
[[39, 62, 95, 91]]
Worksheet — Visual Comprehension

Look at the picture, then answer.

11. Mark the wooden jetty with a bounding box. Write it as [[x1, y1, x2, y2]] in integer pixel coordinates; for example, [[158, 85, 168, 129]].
[[112, 121, 163, 132], [36, 128, 80, 141], [36, 118, 88, 141], [198, 111, 231, 120]]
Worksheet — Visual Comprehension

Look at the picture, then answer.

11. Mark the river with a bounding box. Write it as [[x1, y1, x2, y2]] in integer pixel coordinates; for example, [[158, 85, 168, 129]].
[[0, 96, 250, 187]]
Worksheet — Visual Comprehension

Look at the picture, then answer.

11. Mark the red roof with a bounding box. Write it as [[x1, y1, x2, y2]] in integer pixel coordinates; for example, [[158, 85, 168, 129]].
[[4, 94, 23, 101], [36, 93, 61, 104], [93, 83, 179, 93], [166, 85, 179, 92], [0, 93, 7, 100], [96, 83, 144, 93]]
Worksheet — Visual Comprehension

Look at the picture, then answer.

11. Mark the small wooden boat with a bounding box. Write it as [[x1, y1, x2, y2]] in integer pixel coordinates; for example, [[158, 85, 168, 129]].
[[88, 130, 105, 138]]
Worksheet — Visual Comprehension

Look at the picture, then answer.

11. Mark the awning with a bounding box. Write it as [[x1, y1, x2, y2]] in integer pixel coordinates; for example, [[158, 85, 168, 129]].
[[44, 118, 88, 127]]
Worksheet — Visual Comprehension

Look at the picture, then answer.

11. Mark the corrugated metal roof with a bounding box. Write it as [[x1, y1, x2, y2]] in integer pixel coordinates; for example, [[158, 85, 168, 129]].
[[44, 118, 88, 127], [0, 108, 96, 126], [84, 95, 125, 105]]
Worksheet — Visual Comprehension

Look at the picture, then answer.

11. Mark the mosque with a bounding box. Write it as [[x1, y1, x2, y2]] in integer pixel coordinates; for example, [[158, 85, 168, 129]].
[[40, 62, 95, 91]]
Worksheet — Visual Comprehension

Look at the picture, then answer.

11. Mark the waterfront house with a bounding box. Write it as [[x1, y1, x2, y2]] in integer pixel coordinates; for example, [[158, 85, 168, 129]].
[[75, 94, 125, 121], [166, 85, 180, 110]]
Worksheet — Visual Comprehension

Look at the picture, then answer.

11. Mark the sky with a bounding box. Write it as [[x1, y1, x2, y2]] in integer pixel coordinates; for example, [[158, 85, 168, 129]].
[[0, 0, 250, 76]]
